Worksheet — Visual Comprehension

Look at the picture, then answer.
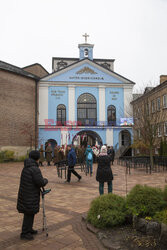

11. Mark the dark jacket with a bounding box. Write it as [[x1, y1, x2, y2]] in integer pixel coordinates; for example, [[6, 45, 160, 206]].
[[17, 158, 48, 214], [107, 148, 115, 162], [46, 145, 52, 162], [96, 154, 113, 183], [68, 148, 76, 166]]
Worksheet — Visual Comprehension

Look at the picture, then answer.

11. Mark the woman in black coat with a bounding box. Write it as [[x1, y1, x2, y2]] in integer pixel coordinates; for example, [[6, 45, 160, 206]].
[[17, 150, 48, 240], [96, 145, 113, 195]]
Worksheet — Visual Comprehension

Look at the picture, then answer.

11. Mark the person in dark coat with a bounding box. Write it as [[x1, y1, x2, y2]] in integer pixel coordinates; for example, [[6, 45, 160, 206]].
[[17, 150, 48, 240], [65, 145, 69, 162], [45, 143, 52, 166], [96, 145, 113, 195], [107, 146, 115, 165], [65, 145, 81, 183], [57, 146, 65, 167], [39, 144, 45, 166], [110, 146, 115, 165], [81, 145, 85, 166], [53, 145, 59, 166], [76, 145, 82, 165]]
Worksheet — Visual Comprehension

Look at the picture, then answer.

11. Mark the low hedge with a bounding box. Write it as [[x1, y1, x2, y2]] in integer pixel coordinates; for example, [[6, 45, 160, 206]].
[[126, 184, 167, 217], [87, 193, 129, 228], [0, 150, 29, 163], [153, 209, 167, 225], [163, 185, 167, 203], [0, 150, 15, 162]]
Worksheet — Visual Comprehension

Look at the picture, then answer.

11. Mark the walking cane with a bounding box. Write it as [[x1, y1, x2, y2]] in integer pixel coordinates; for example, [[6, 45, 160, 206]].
[[41, 188, 51, 237]]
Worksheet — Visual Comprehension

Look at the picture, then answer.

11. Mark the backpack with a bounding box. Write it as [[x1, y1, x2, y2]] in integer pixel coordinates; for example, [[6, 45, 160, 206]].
[[87, 152, 92, 161]]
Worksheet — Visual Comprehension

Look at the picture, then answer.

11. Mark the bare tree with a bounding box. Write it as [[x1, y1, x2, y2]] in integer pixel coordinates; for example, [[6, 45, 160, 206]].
[[21, 123, 36, 151], [132, 95, 166, 168]]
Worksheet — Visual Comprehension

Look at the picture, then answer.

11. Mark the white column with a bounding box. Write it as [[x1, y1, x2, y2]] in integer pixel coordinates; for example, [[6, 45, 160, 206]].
[[68, 85, 75, 123], [124, 87, 133, 117], [106, 128, 113, 146], [39, 86, 48, 125], [99, 86, 105, 124]]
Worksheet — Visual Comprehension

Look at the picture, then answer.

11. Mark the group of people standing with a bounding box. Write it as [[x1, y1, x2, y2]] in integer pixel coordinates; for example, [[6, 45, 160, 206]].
[[38, 144, 85, 167], [38, 143, 115, 185], [39, 143, 115, 190], [39, 143, 115, 168]]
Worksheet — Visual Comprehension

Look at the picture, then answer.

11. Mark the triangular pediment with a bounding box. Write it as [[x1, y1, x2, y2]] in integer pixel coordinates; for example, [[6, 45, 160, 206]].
[[41, 59, 134, 84]]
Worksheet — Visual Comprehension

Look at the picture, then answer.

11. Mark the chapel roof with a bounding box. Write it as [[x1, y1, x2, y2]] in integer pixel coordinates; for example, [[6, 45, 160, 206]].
[[43, 58, 135, 84]]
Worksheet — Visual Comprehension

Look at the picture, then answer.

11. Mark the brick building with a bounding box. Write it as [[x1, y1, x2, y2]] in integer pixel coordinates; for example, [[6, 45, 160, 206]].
[[0, 61, 48, 156], [131, 76, 167, 155], [23, 63, 49, 78]]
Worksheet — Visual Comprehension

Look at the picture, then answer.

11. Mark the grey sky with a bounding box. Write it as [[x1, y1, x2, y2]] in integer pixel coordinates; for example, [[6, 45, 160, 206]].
[[1, 0, 167, 91]]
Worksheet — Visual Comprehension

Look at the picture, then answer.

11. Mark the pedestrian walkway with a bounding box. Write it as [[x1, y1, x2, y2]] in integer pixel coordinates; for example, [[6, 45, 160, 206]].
[[0, 162, 167, 249]]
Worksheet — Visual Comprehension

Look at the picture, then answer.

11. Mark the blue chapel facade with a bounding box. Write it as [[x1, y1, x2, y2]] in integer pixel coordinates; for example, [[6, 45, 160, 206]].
[[38, 39, 135, 152]]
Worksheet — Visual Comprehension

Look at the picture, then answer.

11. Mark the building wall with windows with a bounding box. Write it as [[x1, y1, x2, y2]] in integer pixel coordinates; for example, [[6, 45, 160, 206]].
[[38, 41, 135, 152], [132, 79, 167, 154]]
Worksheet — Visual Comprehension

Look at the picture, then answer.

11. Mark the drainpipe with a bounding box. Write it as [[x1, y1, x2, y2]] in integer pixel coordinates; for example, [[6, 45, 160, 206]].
[[35, 79, 39, 149]]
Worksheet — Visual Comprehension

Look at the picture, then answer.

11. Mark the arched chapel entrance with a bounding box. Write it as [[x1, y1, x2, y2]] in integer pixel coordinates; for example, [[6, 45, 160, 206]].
[[72, 130, 103, 147], [119, 130, 131, 147], [45, 139, 57, 157]]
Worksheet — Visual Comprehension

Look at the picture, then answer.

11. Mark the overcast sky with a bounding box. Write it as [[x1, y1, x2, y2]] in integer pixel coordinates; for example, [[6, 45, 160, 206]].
[[1, 0, 167, 91]]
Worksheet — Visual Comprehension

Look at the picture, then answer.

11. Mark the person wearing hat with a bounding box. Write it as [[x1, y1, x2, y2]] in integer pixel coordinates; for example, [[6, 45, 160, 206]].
[[107, 146, 115, 165], [17, 150, 48, 240], [39, 144, 45, 166], [45, 143, 52, 166], [96, 145, 113, 195]]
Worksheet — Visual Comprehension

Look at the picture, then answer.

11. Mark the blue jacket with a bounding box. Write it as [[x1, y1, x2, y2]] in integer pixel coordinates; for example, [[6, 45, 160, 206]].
[[85, 146, 93, 164], [68, 148, 76, 166]]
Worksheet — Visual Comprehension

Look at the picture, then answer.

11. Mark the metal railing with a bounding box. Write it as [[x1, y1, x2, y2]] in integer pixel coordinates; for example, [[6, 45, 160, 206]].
[[117, 156, 167, 174]]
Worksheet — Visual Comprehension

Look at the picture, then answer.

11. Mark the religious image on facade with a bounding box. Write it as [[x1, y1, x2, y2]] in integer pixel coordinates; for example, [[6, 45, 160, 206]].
[[38, 34, 135, 156]]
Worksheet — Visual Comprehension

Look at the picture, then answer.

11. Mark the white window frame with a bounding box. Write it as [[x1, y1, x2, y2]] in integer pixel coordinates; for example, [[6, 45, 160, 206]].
[[158, 124, 162, 137], [155, 148, 158, 155], [163, 95, 167, 108], [157, 97, 161, 111], [152, 124, 155, 137], [147, 103, 150, 115], [151, 100, 155, 113], [164, 122, 167, 136]]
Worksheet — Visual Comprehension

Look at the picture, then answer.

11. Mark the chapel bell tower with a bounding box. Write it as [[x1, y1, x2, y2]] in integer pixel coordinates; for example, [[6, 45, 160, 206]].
[[78, 33, 94, 60]]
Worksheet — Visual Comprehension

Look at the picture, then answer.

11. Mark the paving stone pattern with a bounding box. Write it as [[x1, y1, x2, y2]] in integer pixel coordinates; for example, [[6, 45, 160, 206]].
[[0, 162, 167, 250]]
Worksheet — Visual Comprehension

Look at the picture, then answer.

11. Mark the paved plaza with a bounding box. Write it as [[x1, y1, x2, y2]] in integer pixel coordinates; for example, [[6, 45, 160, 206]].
[[0, 161, 167, 250]]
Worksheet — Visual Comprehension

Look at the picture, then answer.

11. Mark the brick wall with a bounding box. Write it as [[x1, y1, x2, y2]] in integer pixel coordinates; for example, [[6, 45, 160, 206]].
[[23, 64, 48, 78], [160, 75, 167, 84], [0, 69, 36, 148]]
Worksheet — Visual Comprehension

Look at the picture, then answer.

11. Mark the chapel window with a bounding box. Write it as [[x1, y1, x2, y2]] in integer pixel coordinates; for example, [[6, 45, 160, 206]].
[[84, 49, 89, 57], [77, 93, 97, 126], [107, 105, 116, 126], [57, 104, 66, 126]]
